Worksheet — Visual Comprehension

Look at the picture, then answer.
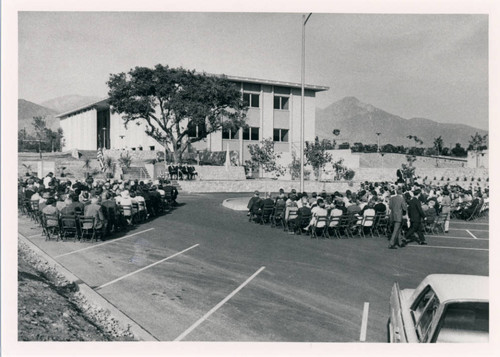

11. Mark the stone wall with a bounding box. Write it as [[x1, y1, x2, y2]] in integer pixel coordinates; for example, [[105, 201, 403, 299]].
[[359, 153, 467, 168], [179, 179, 358, 193]]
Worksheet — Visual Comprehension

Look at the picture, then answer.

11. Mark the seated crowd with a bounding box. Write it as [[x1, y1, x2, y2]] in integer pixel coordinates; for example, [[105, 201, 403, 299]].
[[247, 180, 488, 238], [18, 172, 179, 241], [167, 165, 197, 180]]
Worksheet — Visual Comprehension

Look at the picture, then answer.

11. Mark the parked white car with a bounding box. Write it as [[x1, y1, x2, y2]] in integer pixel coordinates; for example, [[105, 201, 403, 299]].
[[388, 274, 488, 343]]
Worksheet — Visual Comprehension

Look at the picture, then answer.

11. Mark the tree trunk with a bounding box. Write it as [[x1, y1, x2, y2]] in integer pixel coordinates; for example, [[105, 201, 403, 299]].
[[172, 149, 182, 164]]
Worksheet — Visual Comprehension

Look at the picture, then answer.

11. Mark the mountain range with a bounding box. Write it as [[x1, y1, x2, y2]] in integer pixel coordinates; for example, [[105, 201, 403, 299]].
[[18, 95, 102, 134], [316, 97, 488, 148], [18, 95, 488, 148]]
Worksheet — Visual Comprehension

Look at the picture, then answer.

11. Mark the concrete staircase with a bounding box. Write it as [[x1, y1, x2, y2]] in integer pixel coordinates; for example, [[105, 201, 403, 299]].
[[122, 166, 151, 181]]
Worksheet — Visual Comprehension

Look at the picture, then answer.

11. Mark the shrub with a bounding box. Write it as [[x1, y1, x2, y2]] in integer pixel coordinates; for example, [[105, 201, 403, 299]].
[[433, 176, 437, 180], [487, 177, 489, 182], [447, 178, 450, 181], [118, 152, 133, 168], [463, 177, 467, 181], [456, 177, 459, 181], [478, 178, 481, 182], [343, 169, 356, 181], [471, 177, 475, 181], [441, 176, 444, 181]]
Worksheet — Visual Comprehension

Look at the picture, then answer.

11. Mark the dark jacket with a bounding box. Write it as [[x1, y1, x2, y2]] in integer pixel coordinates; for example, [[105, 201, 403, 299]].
[[407, 196, 425, 223]]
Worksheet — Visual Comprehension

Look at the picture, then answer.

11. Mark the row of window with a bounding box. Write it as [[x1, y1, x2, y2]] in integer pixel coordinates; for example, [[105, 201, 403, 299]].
[[242, 93, 290, 110], [222, 127, 289, 143]]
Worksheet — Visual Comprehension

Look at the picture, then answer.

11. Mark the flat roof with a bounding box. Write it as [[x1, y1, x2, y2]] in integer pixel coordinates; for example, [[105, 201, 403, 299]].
[[57, 74, 329, 118]]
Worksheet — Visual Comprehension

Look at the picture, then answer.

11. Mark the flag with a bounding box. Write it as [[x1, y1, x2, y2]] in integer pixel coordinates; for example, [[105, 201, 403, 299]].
[[97, 147, 105, 172]]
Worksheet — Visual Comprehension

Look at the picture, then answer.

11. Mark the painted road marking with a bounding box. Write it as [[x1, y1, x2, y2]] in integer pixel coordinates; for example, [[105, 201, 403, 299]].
[[466, 230, 478, 239], [359, 302, 369, 342], [55, 228, 155, 258], [426, 235, 488, 241], [449, 228, 489, 232], [96, 244, 199, 290], [410, 245, 487, 252], [174, 266, 266, 341]]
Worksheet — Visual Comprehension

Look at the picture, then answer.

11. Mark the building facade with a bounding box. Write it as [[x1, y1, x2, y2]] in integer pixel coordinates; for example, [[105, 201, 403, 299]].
[[57, 75, 328, 163]]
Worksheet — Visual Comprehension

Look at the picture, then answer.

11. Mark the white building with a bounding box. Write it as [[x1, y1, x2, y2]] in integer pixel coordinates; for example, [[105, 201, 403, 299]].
[[57, 74, 328, 164]]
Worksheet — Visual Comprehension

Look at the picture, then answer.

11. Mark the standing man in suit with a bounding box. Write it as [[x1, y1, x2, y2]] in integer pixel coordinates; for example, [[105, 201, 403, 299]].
[[404, 189, 427, 245], [388, 187, 407, 249]]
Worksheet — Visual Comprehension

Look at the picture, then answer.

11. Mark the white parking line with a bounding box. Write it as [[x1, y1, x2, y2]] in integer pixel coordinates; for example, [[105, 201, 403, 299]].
[[359, 302, 369, 342], [409, 245, 487, 252], [55, 228, 155, 258], [174, 266, 266, 341], [426, 235, 488, 241], [449, 228, 489, 232], [466, 230, 478, 239], [28, 233, 43, 238], [96, 244, 199, 290]]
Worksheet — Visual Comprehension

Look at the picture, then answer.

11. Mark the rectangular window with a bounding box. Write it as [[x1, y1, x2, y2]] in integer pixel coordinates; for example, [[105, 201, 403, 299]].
[[187, 124, 198, 138], [273, 96, 289, 110], [243, 127, 259, 141], [222, 128, 238, 139], [251, 127, 259, 141], [243, 92, 260, 108], [150, 146, 155, 151], [273, 128, 289, 142]]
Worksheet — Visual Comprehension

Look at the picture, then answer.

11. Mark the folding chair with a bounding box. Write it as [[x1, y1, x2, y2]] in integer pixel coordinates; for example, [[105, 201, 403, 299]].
[[360, 214, 376, 237], [121, 204, 133, 225], [284, 210, 298, 232], [336, 214, 353, 238], [350, 214, 363, 238], [311, 215, 328, 239], [30, 201, 41, 223], [374, 213, 390, 238], [60, 215, 80, 241], [131, 202, 139, 223], [271, 206, 286, 228], [430, 213, 448, 235], [42, 213, 60, 241], [326, 215, 341, 238], [466, 202, 483, 221], [295, 212, 312, 235], [79, 217, 96, 242], [258, 205, 275, 225], [137, 201, 147, 222]]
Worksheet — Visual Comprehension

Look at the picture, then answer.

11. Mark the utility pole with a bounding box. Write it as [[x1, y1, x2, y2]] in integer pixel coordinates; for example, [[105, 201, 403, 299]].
[[300, 13, 312, 193]]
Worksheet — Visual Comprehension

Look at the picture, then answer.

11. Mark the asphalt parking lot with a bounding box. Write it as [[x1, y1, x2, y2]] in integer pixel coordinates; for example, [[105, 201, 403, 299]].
[[18, 193, 489, 342]]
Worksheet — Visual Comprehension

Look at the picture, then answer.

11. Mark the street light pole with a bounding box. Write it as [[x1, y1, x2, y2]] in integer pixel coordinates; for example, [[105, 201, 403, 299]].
[[300, 13, 312, 193], [376, 132, 381, 152]]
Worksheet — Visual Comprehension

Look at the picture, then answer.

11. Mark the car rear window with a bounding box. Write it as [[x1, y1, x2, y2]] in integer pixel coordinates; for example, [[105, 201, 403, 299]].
[[434, 302, 489, 343]]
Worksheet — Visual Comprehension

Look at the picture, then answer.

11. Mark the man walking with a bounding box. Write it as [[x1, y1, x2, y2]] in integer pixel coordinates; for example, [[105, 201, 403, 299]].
[[388, 187, 407, 249], [404, 189, 427, 245]]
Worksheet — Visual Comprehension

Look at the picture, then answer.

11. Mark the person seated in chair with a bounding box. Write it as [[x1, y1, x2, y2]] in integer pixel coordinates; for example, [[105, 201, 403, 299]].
[[42, 197, 59, 227], [84, 196, 107, 238], [303, 197, 325, 231], [247, 191, 261, 217]]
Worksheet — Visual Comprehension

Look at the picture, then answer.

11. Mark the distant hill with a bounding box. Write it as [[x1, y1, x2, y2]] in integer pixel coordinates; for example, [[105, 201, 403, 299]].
[[18, 99, 59, 134], [41, 95, 103, 114], [316, 97, 488, 148]]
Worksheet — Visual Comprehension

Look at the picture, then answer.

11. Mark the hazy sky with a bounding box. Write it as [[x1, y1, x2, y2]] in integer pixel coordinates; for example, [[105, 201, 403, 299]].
[[18, 12, 488, 130]]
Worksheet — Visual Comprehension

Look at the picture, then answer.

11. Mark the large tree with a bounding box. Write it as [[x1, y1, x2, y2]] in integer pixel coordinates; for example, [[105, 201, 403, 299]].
[[304, 136, 333, 181], [107, 65, 247, 163]]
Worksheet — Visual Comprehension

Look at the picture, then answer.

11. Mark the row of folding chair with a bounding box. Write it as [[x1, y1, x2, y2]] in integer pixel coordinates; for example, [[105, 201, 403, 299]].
[[249, 206, 392, 240]]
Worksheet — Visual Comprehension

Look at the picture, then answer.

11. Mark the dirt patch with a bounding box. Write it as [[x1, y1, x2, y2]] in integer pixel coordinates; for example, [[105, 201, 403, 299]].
[[18, 240, 135, 341]]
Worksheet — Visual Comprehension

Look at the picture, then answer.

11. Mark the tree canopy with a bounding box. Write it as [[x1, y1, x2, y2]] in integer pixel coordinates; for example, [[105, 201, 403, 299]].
[[107, 65, 247, 163]]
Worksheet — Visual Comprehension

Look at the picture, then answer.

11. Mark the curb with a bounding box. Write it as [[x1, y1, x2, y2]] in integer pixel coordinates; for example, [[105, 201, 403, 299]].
[[222, 197, 250, 211], [18, 233, 158, 341]]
